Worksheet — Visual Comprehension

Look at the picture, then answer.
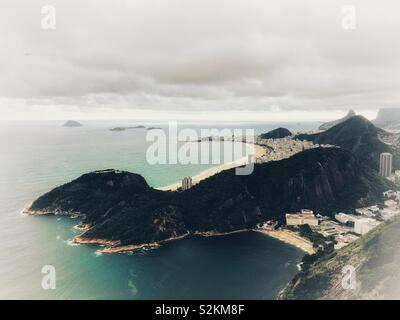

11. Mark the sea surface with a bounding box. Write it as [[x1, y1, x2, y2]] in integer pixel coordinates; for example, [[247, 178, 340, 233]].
[[0, 121, 318, 299]]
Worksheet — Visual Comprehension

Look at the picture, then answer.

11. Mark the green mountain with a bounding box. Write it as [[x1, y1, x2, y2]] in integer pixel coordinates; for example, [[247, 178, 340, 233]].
[[260, 127, 292, 139], [29, 148, 391, 247], [297, 115, 397, 170], [281, 215, 400, 300]]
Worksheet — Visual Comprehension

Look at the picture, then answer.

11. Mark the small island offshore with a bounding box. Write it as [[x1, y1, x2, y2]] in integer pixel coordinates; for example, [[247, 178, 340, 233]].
[[27, 115, 400, 299], [63, 120, 83, 127], [109, 125, 162, 132]]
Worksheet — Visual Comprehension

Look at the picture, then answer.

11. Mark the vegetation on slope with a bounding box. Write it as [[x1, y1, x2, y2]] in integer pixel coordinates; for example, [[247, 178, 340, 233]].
[[281, 215, 400, 300], [30, 148, 392, 246], [297, 116, 398, 170]]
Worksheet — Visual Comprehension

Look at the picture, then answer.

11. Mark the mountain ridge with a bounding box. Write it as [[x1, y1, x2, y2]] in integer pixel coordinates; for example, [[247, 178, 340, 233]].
[[297, 115, 397, 170], [319, 110, 356, 131]]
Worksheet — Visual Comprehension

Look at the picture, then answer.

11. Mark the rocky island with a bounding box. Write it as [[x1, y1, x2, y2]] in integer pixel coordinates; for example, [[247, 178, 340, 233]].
[[63, 120, 82, 127], [109, 125, 146, 132]]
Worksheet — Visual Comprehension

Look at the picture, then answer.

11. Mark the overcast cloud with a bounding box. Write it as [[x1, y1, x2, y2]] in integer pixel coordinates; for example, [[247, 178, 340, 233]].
[[0, 0, 399, 121]]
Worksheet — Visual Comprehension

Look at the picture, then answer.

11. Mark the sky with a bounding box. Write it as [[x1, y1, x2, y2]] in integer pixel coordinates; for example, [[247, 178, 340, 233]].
[[0, 0, 399, 122]]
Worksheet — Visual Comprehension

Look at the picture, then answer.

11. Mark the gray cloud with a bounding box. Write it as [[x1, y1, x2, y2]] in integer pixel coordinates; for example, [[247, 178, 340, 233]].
[[1, 0, 400, 118]]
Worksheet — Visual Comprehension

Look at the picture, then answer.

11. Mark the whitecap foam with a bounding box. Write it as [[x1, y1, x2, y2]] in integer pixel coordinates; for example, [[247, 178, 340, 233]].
[[65, 239, 79, 247], [296, 262, 303, 271], [94, 250, 103, 257]]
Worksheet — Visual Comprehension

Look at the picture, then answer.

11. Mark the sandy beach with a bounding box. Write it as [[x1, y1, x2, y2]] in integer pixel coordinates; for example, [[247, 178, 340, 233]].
[[158, 144, 267, 191], [256, 229, 315, 254]]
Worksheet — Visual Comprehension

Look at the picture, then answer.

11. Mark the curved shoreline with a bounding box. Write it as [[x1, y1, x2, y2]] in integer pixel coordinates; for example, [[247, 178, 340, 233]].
[[74, 230, 252, 254], [256, 229, 315, 255], [71, 228, 313, 255], [24, 206, 314, 255], [158, 144, 267, 191]]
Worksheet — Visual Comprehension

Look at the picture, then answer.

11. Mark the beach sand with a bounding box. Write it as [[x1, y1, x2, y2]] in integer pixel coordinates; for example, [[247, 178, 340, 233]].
[[158, 144, 267, 191], [256, 229, 315, 254]]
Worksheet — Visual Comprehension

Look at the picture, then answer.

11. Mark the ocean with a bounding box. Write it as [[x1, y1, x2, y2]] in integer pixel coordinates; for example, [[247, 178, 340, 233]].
[[0, 120, 317, 299]]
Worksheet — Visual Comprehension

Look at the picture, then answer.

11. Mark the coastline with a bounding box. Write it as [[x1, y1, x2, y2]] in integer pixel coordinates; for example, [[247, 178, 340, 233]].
[[71, 227, 313, 256], [256, 229, 315, 255], [76, 230, 252, 254], [26, 205, 314, 255], [158, 144, 267, 191]]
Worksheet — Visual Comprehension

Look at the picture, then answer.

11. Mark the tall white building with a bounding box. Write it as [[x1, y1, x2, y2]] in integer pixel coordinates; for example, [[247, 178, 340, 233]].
[[181, 177, 193, 191], [379, 153, 393, 177]]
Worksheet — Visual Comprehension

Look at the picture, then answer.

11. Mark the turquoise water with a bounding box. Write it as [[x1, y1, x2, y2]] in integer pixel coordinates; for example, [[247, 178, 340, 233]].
[[0, 121, 314, 299]]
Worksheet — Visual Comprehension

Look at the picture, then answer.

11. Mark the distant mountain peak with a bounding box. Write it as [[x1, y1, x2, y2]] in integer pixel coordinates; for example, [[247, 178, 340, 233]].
[[319, 110, 356, 131], [373, 108, 400, 129]]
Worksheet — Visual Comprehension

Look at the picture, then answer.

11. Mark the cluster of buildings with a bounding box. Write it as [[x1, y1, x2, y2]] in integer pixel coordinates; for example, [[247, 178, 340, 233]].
[[335, 212, 381, 235], [259, 220, 278, 230], [256, 137, 334, 163], [257, 151, 400, 252], [201, 133, 335, 165], [276, 189, 400, 250], [333, 191, 400, 242]]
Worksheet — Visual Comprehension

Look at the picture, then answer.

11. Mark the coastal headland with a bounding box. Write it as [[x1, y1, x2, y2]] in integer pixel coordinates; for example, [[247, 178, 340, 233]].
[[27, 117, 397, 268]]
